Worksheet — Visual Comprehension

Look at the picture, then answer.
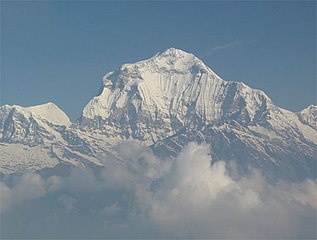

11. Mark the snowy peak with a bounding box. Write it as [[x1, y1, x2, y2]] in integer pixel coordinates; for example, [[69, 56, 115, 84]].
[[79, 48, 275, 143], [154, 47, 201, 70], [298, 105, 317, 130], [0, 102, 71, 145], [300, 104, 317, 115], [98, 48, 222, 100], [24, 102, 71, 127], [158, 47, 189, 57], [117, 47, 219, 77], [1, 102, 71, 127]]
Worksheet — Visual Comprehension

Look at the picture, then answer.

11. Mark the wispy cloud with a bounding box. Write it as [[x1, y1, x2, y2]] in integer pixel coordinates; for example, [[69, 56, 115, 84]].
[[206, 40, 241, 56]]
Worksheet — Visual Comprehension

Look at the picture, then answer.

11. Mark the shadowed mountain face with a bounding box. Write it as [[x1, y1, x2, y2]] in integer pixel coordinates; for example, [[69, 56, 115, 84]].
[[1, 48, 316, 181]]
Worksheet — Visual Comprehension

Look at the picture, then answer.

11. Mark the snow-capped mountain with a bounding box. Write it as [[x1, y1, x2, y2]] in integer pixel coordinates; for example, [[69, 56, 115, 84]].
[[1, 48, 316, 180], [0, 102, 71, 144], [78, 48, 277, 144], [0, 103, 106, 174]]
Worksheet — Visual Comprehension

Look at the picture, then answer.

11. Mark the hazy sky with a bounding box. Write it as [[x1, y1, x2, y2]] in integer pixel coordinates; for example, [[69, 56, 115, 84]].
[[1, 1, 316, 120]]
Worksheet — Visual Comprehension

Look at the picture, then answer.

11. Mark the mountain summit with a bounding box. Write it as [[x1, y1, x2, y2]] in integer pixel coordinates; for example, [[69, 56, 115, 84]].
[[78, 48, 274, 143]]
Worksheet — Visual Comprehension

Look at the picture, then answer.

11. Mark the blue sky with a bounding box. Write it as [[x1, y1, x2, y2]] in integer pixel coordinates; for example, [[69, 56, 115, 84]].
[[1, 1, 316, 120]]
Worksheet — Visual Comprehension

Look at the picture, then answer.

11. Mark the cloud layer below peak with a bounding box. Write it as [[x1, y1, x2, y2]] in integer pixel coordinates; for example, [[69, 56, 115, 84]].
[[1, 142, 316, 239]]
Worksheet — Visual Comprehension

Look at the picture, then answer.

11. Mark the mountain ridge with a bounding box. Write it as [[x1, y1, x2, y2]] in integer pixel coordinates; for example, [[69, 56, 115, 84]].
[[0, 48, 316, 180]]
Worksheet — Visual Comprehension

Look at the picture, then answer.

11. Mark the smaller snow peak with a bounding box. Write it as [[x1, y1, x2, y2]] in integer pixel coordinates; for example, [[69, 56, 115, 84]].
[[297, 104, 317, 131], [299, 105, 317, 118], [29, 102, 57, 110], [1, 102, 71, 127], [26, 102, 71, 127], [25, 102, 59, 112], [300, 105, 317, 117], [302, 105, 317, 113]]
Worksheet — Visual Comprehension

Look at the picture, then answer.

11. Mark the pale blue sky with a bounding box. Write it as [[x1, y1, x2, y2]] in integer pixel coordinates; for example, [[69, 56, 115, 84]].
[[1, 1, 316, 120]]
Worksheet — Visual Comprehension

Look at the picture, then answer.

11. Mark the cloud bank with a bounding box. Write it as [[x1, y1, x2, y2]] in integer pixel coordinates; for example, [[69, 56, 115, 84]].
[[1, 142, 316, 239]]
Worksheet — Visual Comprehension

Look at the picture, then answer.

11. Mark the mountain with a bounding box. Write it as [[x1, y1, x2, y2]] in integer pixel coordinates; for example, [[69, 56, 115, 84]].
[[78, 48, 276, 144], [1, 48, 316, 180], [0, 103, 105, 174], [0, 102, 71, 144]]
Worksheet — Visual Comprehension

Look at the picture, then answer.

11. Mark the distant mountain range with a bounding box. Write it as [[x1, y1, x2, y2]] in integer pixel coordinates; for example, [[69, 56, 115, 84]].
[[1, 48, 316, 180]]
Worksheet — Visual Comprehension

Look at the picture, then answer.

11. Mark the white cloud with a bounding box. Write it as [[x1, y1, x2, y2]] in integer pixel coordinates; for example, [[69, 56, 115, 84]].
[[1, 142, 316, 239]]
